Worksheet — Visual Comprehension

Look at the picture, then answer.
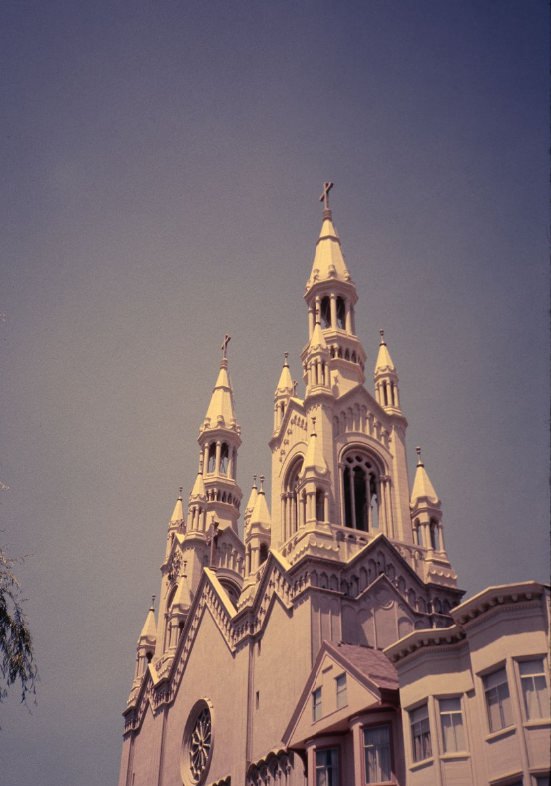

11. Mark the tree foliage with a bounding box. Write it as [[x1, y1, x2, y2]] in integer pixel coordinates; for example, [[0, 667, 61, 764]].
[[0, 545, 37, 704]]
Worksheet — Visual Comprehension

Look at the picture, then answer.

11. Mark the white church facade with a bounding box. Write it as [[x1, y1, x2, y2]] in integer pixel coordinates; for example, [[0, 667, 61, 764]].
[[117, 186, 550, 786]]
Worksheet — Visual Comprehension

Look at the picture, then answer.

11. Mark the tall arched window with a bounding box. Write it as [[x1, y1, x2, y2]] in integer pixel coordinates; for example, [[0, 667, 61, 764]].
[[220, 442, 229, 475], [320, 296, 331, 328], [336, 296, 346, 329], [284, 457, 303, 537], [207, 442, 216, 473], [342, 452, 380, 531], [315, 488, 325, 522], [430, 519, 439, 550]]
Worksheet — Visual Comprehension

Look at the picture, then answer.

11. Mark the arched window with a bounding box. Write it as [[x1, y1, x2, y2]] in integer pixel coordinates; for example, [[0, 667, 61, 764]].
[[336, 296, 346, 329], [315, 488, 325, 522], [430, 519, 439, 550], [342, 452, 380, 531], [284, 457, 303, 536], [320, 296, 331, 328], [207, 442, 216, 473], [220, 443, 229, 475]]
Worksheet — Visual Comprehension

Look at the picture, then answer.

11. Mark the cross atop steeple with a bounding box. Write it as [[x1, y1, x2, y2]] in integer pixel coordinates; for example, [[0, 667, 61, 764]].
[[319, 181, 334, 211], [221, 334, 231, 361]]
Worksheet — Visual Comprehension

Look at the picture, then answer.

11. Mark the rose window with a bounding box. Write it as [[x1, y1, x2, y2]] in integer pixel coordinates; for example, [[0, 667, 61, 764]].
[[189, 707, 212, 779], [181, 699, 214, 786]]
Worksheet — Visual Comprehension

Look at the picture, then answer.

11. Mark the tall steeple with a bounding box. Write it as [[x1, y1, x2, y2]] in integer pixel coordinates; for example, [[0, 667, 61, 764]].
[[273, 353, 295, 433], [410, 447, 455, 585], [195, 336, 242, 534], [303, 183, 366, 396], [374, 330, 402, 413]]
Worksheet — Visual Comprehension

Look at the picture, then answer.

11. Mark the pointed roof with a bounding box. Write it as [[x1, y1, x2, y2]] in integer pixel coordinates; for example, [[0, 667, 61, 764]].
[[172, 574, 193, 612], [275, 353, 294, 395], [411, 448, 441, 507], [250, 476, 271, 528], [189, 469, 206, 500], [306, 212, 352, 291], [245, 476, 258, 516], [202, 358, 238, 432], [169, 489, 185, 524], [309, 320, 329, 353], [374, 330, 396, 374], [303, 422, 328, 476], [138, 600, 157, 646]]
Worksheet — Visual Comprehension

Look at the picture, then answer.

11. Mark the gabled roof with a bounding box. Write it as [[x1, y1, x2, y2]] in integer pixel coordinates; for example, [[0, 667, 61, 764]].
[[283, 639, 398, 747]]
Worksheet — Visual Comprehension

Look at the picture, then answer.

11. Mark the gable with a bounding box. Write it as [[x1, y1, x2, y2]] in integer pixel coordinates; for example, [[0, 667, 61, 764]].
[[283, 643, 398, 748]]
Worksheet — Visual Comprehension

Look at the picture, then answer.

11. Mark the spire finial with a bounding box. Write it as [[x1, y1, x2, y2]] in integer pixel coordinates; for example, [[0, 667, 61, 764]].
[[311, 416, 317, 435], [150, 595, 156, 610], [178, 486, 183, 500], [292, 380, 298, 396], [379, 329, 386, 345], [320, 181, 334, 218], [252, 474, 257, 489], [283, 352, 289, 367], [416, 446, 424, 466], [221, 334, 231, 361], [259, 474, 265, 492]]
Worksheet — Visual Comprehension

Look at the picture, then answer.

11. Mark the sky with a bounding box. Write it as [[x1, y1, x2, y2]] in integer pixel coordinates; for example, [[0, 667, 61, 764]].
[[0, 2, 548, 784]]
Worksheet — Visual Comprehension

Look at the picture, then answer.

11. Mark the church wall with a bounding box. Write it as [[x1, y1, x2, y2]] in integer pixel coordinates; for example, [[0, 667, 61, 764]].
[[126, 704, 163, 786], [160, 606, 249, 786], [250, 595, 313, 761]]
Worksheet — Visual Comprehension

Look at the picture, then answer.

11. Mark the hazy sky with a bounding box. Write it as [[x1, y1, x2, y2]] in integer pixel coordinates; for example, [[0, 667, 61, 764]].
[[1, 2, 548, 785]]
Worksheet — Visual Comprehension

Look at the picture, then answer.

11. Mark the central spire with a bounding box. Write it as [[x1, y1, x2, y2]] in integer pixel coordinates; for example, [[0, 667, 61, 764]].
[[303, 183, 366, 395]]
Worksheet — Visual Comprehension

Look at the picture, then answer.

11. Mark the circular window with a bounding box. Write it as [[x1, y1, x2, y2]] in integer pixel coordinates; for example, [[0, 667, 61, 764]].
[[181, 699, 214, 786]]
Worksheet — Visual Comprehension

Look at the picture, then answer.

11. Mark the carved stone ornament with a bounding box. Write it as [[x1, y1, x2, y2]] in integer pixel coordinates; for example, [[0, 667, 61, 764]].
[[167, 550, 182, 584]]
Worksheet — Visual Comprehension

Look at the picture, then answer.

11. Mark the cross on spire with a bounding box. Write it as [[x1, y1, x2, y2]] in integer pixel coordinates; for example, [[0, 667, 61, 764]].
[[221, 334, 231, 360], [319, 181, 334, 210]]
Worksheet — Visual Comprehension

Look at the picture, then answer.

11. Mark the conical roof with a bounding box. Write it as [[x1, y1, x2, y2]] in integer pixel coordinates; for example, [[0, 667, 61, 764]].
[[275, 354, 294, 395], [309, 321, 329, 353], [303, 425, 328, 476], [250, 485, 271, 528], [189, 468, 206, 500], [306, 213, 352, 291], [169, 490, 185, 524], [411, 449, 440, 507], [374, 330, 396, 373], [244, 477, 258, 516], [138, 602, 157, 646], [203, 359, 238, 431], [172, 574, 193, 612]]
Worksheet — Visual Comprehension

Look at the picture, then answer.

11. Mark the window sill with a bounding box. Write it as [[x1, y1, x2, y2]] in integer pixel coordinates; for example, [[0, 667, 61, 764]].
[[409, 757, 434, 772], [440, 752, 471, 761], [484, 725, 516, 743], [523, 718, 551, 729]]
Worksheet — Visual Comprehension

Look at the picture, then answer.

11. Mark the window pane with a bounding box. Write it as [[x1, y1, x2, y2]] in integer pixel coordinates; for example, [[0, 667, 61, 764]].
[[439, 697, 465, 753], [484, 669, 512, 731], [520, 659, 549, 720], [410, 705, 431, 762], [316, 748, 339, 786], [364, 725, 391, 782]]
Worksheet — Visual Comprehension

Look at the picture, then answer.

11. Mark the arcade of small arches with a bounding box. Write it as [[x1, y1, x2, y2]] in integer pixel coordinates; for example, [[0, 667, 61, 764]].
[[280, 457, 330, 542], [310, 294, 354, 335], [413, 517, 444, 552], [309, 553, 455, 618], [204, 440, 237, 478]]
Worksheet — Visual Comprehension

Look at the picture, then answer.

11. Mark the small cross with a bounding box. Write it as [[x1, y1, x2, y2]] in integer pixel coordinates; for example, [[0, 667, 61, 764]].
[[319, 181, 334, 210], [221, 334, 231, 360]]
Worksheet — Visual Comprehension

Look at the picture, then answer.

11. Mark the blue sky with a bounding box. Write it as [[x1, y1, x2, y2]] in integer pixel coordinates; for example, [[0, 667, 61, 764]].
[[0, 2, 548, 784]]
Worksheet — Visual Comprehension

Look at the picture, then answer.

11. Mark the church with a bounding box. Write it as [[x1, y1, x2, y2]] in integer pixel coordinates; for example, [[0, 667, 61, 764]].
[[117, 186, 550, 786]]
